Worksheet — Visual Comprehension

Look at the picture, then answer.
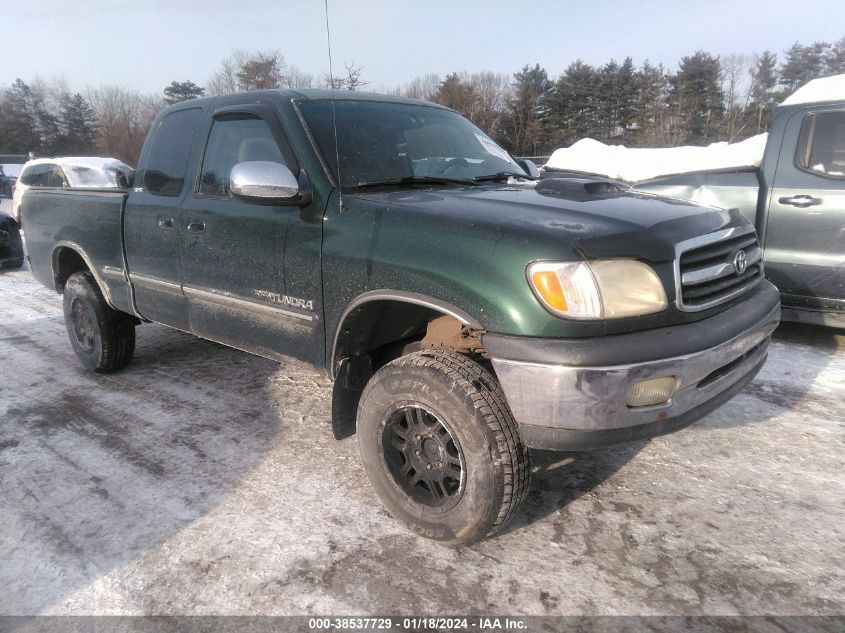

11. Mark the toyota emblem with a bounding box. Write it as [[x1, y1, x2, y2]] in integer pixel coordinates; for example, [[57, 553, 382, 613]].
[[733, 249, 747, 274]]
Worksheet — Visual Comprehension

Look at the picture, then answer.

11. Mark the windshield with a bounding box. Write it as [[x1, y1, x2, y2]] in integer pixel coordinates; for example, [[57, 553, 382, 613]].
[[298, 99, 526, 189]]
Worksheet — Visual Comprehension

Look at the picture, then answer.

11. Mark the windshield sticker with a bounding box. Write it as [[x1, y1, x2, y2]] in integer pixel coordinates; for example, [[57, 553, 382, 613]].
[[474, 133, 514, 163]]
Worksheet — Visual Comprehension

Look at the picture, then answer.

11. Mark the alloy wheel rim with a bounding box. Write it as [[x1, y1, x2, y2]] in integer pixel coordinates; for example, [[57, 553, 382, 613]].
[[380, 403, 465, 510]]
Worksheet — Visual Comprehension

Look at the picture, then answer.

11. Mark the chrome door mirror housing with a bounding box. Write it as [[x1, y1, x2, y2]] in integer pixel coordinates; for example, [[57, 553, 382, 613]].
[[230, 161, 301, 202]]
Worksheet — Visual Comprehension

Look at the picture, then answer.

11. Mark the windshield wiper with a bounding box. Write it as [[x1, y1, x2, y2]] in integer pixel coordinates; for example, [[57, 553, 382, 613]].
[[473, 171, 537, 183], [356, 175, 480, 189]]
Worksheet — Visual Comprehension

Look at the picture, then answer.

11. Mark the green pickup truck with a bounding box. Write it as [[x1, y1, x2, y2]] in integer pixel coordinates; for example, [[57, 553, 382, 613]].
[[21, 90, 780, 544]]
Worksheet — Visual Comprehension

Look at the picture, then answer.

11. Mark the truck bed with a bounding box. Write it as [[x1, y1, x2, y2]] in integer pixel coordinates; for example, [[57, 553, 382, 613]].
[[22, 187, 134, 313]]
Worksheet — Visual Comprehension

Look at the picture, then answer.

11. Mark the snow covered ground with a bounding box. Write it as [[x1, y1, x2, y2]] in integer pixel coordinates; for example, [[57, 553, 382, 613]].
[[0, 268, 842, 616]]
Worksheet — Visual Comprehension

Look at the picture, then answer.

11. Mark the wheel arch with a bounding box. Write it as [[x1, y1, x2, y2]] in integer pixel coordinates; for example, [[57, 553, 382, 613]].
[[329, 289, 484, 378], [51, 241, 114, 307], [328, 290, 487, 442]]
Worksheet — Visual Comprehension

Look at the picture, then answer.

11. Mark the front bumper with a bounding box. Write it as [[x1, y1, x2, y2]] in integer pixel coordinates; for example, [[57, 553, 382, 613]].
[[486, 282, 781, 450]]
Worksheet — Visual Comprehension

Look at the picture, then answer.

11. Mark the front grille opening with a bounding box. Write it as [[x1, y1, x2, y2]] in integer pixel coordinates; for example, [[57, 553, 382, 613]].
[[683, 264, 763, 305], [697, 339, 766, 388], [680, 233, 756, 268], [678, 230, 763, 311]]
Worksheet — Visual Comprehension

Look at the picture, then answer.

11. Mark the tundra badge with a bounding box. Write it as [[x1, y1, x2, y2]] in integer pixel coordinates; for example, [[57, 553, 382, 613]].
[[253, 289, 315, 311]]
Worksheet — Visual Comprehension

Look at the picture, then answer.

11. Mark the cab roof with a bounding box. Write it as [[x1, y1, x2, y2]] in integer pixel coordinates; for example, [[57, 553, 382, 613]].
[[165, 89, 447, 112]]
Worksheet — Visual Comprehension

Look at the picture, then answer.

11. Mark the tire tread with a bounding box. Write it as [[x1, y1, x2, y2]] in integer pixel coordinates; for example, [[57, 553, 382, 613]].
[[379, 348, 530, 539], [64, 271, 135, 373]]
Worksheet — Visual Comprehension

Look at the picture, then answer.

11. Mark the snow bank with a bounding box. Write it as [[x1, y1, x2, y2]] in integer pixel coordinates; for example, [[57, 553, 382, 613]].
[[782, 73, 845, 106], [543, 134, 767, 183]]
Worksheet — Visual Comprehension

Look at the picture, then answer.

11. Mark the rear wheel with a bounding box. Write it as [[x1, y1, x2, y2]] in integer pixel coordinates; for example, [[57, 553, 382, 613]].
[[357, 349, 530, 545], [63, 271, 135, 372]]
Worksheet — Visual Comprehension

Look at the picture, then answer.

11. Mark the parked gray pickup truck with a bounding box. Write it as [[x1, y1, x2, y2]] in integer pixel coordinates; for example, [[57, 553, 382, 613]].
[[635, 90, 845, 328], [21, 90, 779, 543]]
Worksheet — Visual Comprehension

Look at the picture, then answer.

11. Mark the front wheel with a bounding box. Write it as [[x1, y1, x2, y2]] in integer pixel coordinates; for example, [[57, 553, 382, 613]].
[[357, 349, 530, 545], [63, 271, 136, 373]]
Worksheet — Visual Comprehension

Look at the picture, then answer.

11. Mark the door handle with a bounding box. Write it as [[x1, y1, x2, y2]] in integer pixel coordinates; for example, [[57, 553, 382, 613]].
[[157, 216, 174, 228], [778, 194, 822, 208], [186, 218, 205, 231]]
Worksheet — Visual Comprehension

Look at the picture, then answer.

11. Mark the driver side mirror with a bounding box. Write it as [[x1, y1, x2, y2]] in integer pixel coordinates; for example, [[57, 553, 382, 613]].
[[517, 159, 541, 180], [230, 161, 310, 206]]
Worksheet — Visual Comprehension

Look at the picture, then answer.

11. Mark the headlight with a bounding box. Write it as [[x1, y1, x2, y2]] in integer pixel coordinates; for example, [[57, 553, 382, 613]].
[[527, 260, 668, 320]]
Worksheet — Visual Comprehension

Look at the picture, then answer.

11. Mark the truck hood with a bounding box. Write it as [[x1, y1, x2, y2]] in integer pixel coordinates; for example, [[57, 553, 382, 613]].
[[350, 179, 745, 261]]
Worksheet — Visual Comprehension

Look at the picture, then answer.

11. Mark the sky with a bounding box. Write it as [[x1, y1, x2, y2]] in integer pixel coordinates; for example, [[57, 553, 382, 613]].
[[1, 0, 843, 94]]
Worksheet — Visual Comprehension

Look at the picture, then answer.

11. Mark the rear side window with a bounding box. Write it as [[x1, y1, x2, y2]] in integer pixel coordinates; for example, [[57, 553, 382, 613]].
[[143, 108, 202, 196], [197, 116, 286, 197], [20, 163, 66, 187], [796, 111, 845, 179]]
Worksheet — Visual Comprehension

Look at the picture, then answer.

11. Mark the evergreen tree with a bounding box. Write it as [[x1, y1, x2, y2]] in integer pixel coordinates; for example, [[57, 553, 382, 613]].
[[632, 61, 669, 146], [0, 79, 44, 154], [748, 51, 779, 134], [670, 51, 724, 144], [780, 42, 829, 93], [433, 73, 478, 117], [500, 64, 552, 155], [827, 37, 845, 74], [615, 57, 639, 142], [163, 80, 205, 105], [59, 93, 98, 154], [596, 59, 620, 140], [548, 60, 599, 146]]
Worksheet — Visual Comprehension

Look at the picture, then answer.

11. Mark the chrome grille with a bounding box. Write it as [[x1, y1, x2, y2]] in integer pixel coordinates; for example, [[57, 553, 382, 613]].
[[675, 227, 763, 311]]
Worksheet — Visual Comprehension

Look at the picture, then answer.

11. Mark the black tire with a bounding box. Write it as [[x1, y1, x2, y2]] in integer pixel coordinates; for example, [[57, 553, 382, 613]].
[[62, 271, 136, 373], [357, 349, 530, 545]]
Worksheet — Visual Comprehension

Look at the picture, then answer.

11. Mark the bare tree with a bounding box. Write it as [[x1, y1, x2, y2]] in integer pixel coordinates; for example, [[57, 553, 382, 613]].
[[206, 50, 251, 95], [87, 86, 161, 165], [722, 53, 750, 141], [343, 62, 368, 91], [468, 71, 511, 137], [322, 61, 368, 91], [400, 73, 441, 101], [282, 66, 315, 89]]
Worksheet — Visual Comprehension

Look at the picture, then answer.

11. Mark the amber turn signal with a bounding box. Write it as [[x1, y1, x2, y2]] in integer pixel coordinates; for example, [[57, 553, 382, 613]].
[[531, 270, 568, 312]]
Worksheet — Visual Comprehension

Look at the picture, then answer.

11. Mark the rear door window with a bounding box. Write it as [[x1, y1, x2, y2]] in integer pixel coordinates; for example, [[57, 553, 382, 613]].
[[143, 108, 203, 196], [796, 111, 845, 178]]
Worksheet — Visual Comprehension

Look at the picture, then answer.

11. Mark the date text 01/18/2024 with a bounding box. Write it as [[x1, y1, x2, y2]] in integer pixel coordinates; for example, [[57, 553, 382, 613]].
[[307, 617, 528, 631]]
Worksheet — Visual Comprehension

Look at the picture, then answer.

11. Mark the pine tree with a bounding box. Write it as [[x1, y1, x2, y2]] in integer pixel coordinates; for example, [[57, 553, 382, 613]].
[[596, 59, 620, 140], [548, 60, 600, 146], [0, 79, 43, 154], [163, 80, 205, 105], [827, 37, 845, 74], [433, 73, 478, 118], [500, 64, 552, 155], [780, 42, 829, 93], [60, 93, 98, 154], [632, 61, 669, 146], [615, 57, 638, 142], [748, 51, 779, 134], [670, 51, 724, 144]]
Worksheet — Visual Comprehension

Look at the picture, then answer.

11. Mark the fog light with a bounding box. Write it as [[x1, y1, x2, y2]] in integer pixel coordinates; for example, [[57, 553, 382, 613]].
[[626, 376, 678, 407]]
